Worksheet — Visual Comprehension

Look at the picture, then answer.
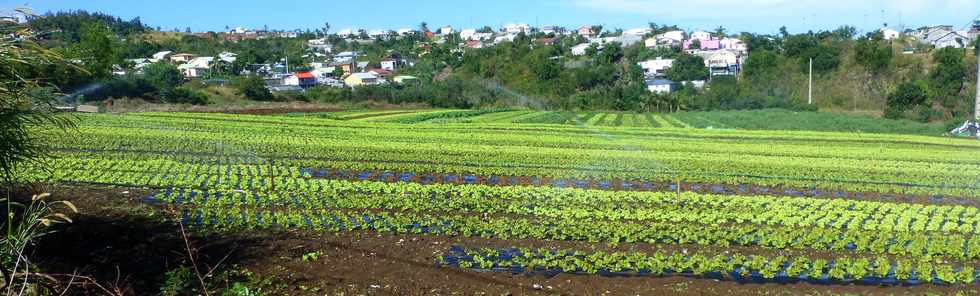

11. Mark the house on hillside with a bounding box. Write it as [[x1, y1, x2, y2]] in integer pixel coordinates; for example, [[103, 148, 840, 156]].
[[534, 37, 559, 46], [333, 51, 359, 63], [381, 57, 398, 71], [503, 23, 531, 34], [684, 39, 721, 51], [932, 31, 970, 48], [151, 51, 173, 61], [637, 58, 674, 77], [720, 38, 746, 53], [624, 28, 652, 36], [178, 57, 214, 78], [464, 39, 485, 49], [577, 26, 595, 37], [658, 31, 686, 42], [646, 79, 677, 94], [169, 53, 196, 63], [880, 27, 901, 40], [344, 72, 379, 87], [283, 72, 317, 88], [571, 43, 595, 56], [438, 26, 454, 35], [218, 52, 237, 63], [696, 50, 740, 76], [690, 31, 714, 41]]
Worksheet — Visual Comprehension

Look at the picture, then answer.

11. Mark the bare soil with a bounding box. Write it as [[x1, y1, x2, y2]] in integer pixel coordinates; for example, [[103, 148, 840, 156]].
[[20, 185, 975, 295]]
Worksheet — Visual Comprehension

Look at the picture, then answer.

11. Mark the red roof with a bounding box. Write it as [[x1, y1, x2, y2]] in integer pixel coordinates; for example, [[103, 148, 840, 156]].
[[294, 72, 315, 79]]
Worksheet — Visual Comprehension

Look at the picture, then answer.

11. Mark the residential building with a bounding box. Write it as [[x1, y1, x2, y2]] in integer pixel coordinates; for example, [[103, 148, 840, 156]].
[[577, 26, 595, 37], [308, 38, 333, 53], [125, 59, 153, 71], [720, 38, 747, 53], [368, 30, 389, 38], [503, 23, 531, 34], [283, 72, 317, 88], [637, 58, 674, 77], [933, 31, 970, 48], [645, 79, 677, 94], [178, 57, 214, 78], [380, 58, 397, 71], [329, 61, 354, 75], [169, 53, 196, 63], [542, 26, 565, 35], [438, 26, 454, 35], [344, 72, 379, 87], [657, 30, 686, 42], [464, 39, 485, 49], [151, 51, 173, 61], [880, 27, 901, 40], [333, 51, 358, 63], [684, 39, 721, 51], [460, 29, 477, 40], [624, 28, 652, 36], [571, 43, 594, 56], [646, 37, 682, 49], [337, 28, 355, 36], [494, 33, 519, 44], [912, 25, 954, 46], [470, 32, 493, 40], [534, 37, 558, 46], [696, 50, 740, 76], [397, 28, 417, 35], [690, 31, 714, 41], [218, 52, 237, 63]]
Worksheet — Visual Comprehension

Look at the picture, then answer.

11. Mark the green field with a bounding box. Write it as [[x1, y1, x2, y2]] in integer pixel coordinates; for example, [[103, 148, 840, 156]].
[[18, 111, 980, 290], [298, 108, 948, 136]]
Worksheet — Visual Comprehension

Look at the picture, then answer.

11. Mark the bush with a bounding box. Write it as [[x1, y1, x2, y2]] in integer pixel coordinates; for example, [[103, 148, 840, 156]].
[[238, 76, 274, 101], [884, 81, 927, 120], [164, 87, 209, 105]]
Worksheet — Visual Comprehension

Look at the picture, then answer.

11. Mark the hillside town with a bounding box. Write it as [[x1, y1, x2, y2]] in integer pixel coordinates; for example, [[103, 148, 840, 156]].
[[119, 21, 980, 94]]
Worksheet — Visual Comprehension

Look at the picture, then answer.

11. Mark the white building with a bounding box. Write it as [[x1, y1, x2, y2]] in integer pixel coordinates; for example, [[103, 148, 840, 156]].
[[397, 28, 416, 35], [933, 31, 970, 48], [624, 28, 652, 36], [637, 58, 674, 77], [151, 51, 173, 61], [646, 79, 677, 94], [658, 30, 686, 42], [337, 28, 355, 36], [218, 52, 237, 63], [503, 23, 531, 34], [719, 38, 747, 53], [690, 30, 713, 41], [571, 43, 594, 56], [438, 26, 454, 35], [380, 58, 397, 71], [880, 27, 901, 40], [460, 29, 477, 40], [178, 57, 214, 78]]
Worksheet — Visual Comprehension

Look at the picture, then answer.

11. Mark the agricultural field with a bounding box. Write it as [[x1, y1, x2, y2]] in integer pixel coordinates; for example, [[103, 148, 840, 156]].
[[17, 111, 980, 295], [300, 108, 950, 136]]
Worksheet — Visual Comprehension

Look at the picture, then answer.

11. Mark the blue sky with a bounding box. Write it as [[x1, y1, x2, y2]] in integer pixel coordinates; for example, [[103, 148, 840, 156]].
[[5, 0, 980, 35]]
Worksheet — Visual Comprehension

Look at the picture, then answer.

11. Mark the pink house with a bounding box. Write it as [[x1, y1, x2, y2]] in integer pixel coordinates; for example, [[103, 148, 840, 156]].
[[683, 39, 721, 50]]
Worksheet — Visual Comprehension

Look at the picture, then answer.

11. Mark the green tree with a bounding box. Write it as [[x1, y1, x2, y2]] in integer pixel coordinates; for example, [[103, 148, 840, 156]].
[[853, 33, 893, 75], [75, 21, 121, 79], [143, 62, 184, 91], [884, 81, 928, 120], [928, 47, 966, 109], [666, 54, 708, 82], [239, 75, 274, 101]]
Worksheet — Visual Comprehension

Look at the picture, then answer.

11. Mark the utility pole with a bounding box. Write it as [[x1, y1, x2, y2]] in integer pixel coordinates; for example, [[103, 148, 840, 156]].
[[808, 58, 813, 105]]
